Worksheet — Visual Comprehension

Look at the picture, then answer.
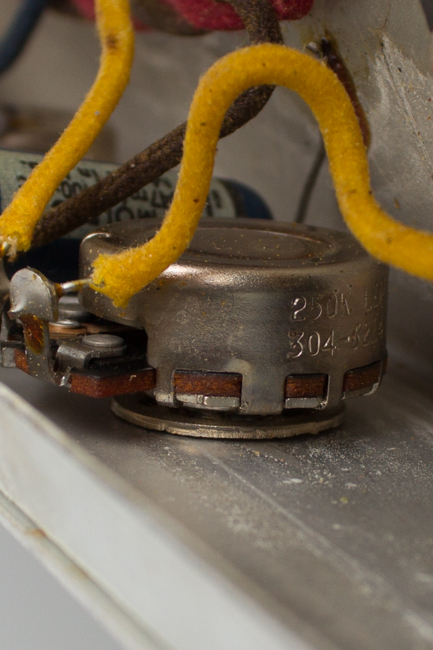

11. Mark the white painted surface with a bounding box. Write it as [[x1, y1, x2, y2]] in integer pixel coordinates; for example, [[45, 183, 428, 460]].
[[0, 518, 123, 650], [0, 379, 312, 650]]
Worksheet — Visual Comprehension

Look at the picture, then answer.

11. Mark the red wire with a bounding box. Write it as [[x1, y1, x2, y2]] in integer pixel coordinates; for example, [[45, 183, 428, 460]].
[[71, 0, 313, 31]]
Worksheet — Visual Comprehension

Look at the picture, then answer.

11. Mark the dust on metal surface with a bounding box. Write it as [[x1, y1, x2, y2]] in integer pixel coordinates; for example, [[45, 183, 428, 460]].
[[2, 363, 433, 650], [83, 367, 433, 649]]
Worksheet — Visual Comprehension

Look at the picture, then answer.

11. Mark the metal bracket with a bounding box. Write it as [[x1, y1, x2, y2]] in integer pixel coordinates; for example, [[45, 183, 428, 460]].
[[8, 268, 127, 391], [9, 268, 61, 384], [57, 336, 126, 372]]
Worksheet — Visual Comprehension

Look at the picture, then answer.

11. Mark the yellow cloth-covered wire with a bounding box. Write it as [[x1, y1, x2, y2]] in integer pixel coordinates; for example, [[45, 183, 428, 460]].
[[93, 42, 433, 306], [0, 0, 134, 255]]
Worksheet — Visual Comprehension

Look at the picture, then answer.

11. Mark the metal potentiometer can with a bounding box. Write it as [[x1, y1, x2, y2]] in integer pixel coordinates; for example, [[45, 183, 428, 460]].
[[80, 218, 388, 439]]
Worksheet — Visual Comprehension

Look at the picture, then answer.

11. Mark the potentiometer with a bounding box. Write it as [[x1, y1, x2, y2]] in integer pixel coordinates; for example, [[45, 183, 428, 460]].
[[4, 217, 388, 439]]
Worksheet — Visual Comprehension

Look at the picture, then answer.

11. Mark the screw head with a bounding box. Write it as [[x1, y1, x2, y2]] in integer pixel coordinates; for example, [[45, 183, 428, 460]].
[[82, 334, 124, 350], [58, 300, 90, 322], [54, 319, 81, 329]]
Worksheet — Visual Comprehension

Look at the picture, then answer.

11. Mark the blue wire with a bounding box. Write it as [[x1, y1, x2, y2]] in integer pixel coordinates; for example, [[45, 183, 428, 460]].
[[0, 0, 48, 76]]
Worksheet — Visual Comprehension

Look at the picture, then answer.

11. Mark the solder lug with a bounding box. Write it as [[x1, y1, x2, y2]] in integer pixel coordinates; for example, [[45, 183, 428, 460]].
[[343, 381, 381, 400], [285, 397, 326, 410], [177, 393, 240, 411]]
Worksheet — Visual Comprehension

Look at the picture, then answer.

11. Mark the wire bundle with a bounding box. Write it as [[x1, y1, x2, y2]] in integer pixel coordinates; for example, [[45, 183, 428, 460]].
[[164, 0, 313, 29], [90, 43, 421, 306], [2, 0, 433, 309], [0, 0, 134, 254], [32, 0, 284, 247]]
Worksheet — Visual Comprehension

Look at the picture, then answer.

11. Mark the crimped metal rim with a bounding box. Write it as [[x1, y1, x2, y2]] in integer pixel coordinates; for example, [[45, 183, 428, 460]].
[[111, 394, 345, 439]]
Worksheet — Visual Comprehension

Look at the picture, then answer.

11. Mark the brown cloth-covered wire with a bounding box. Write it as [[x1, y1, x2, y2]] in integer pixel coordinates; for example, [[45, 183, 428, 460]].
[[131, 0, 205, 35], [31, 0, 283, 249], [48, 0, 81, 16]]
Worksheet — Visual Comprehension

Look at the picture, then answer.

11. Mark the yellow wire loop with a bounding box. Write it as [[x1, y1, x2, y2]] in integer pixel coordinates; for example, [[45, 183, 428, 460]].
[[0, 0, 134, 255], [93, 42, 433, 306]]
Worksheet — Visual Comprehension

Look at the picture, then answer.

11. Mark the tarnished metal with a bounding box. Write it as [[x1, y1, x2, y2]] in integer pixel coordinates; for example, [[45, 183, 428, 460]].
[[4, 267, 155, 400], [58, 295, 90, 322], [14, 347, 155, 399], [53, 319, 82, 329], [173, 370, 242, 410], [8, 269, 60, 384], [175, 394, 241, 411], [9, 268, 59, 323], [3, 219, 388, 434], [81, 219, 388, 424], [56, 338, 126, 372], [82, 334, 125, 350], [284, 373, 328, 409], [6, 269, 128, 387], [112, 393, 345, 439]]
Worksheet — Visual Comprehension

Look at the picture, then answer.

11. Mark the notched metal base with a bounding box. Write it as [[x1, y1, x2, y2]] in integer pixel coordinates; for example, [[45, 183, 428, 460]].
[[111, 394, 345, 439]]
